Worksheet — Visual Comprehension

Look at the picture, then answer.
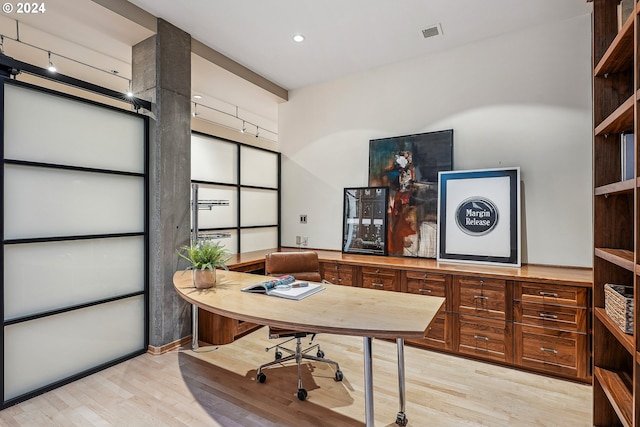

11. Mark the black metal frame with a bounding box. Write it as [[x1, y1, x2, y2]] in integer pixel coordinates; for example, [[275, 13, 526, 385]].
[[0, 53, 151, 111], [0, 77, 150, 409], [191, 130, 281, 252]]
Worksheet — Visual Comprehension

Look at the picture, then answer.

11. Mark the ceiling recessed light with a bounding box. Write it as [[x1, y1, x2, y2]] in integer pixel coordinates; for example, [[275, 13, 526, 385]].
[[193, 94, 202, 99], [293, 34, 305, 43]]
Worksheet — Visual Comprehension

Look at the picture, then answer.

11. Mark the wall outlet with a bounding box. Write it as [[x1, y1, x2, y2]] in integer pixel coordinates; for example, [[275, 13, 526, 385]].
[[296, 235, 301, 245], [300, 214, 307, 224], [301, 236, 308, 246]]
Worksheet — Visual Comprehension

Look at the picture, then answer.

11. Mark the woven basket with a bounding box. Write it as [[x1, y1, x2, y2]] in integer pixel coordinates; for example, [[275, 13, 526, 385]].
[[604, 283, 634, 334]]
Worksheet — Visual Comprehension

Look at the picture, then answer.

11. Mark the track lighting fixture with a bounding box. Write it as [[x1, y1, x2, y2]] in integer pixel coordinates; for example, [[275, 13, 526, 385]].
[[126, 80, 133, 98], [47, 51, 56, 72], [184, 99, 276, 142]]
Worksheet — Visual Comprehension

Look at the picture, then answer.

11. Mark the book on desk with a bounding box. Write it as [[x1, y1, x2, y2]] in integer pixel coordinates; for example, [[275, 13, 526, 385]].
[[241, 274, 325, 300]]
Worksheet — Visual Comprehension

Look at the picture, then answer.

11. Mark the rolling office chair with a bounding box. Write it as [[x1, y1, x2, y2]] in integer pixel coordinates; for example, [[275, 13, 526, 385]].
[[256, 251, 343, 401]]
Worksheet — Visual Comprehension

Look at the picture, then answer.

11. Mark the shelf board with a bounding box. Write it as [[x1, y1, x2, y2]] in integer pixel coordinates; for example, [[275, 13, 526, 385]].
[[197, 200, 230, 210], [595, 248, 635, 272], [595, 179, 635, 196], [595, 307, 635, 355], [594, 9, 634, 77], [595, 95, 634, 136], [594, 366, 633, 427]]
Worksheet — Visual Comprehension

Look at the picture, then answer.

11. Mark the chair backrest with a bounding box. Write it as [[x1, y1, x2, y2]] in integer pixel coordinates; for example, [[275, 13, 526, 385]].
[[265, 251, 322, 282]]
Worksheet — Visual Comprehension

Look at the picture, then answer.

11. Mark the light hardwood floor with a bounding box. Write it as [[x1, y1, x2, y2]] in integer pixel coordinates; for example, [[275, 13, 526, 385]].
[[0, 329, 592, 426]]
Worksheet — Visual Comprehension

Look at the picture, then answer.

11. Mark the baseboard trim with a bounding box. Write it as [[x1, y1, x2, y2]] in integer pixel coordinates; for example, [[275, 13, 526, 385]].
[[147, 336, 192, 355]]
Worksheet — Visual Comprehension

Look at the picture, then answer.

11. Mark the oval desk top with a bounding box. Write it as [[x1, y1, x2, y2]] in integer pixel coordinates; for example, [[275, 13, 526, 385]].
[[173, 269, 445, 339]]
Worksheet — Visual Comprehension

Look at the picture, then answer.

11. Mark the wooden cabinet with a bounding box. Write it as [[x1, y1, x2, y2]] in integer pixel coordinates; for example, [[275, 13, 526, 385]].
[[591, 1, 640, 425], [320, 262, 356, 286], [405, 271, 450, 349], [458, 315, 512, 363], [456, 277, 508, 320], [361, 266, 400, 291], [514, 282, 589, 381], [454, 276, 512, 363], [218, 249, 591, 383], [197, 260, 264, 345]]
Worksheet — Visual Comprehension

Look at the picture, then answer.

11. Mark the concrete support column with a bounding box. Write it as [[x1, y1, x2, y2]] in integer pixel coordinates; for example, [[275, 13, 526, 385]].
[[132, 19, 191, 348]]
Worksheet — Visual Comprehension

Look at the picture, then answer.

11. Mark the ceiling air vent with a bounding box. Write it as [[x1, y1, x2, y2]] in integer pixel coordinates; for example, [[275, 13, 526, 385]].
[[421, 24, 442, 39]]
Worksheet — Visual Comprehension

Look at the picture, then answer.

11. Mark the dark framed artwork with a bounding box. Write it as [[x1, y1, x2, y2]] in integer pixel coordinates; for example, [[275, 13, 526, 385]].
[[342, 186, 388, 255], [368, 130, 453, 258], [437, 167, 521, 266]]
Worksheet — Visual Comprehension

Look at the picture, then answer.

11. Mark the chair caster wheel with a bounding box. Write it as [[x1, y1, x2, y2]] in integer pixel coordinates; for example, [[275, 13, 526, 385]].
[[257, 373, 267, 383], [274, 351, 282, 360], [297, 388, 308, 401], [334, 370, 344, 381], [396, 412, 408, 426], [317, 349, 325, 358]]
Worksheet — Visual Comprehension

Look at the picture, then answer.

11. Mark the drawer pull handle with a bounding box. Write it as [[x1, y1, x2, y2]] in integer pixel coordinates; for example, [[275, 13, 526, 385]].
[[540, 347, 558, 354], [375, 268, 380, 274], [539, 313, 558, 319], [474, 335, 489, 341], [331, 277, 342, 282], [539, 291, 558, 298], [419, 288, 432, 293], [473, 295, 488, 300], [373, 283, 384, 288], [423, 273, 428, 279]]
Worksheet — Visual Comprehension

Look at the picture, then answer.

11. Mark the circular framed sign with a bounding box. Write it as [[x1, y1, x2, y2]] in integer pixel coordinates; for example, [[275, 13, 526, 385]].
[[455, 197, 499, 236]]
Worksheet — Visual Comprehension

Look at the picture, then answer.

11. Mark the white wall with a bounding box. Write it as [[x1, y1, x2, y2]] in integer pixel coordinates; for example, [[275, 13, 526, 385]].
[[279, 14, 593, 267]]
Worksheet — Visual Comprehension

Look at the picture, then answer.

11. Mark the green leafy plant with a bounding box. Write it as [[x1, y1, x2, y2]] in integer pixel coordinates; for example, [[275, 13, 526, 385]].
[[177, 240, 231, 272]]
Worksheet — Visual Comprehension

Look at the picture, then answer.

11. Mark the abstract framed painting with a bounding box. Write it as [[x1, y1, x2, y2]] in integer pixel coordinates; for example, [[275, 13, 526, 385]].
[[437, 167, 521, 267], [368, 130, 453, 258]]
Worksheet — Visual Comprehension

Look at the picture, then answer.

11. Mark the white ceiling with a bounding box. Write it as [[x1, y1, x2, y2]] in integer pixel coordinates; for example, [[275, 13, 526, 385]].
[[0, 0, 592, 141], [129, 0, 592, 90]]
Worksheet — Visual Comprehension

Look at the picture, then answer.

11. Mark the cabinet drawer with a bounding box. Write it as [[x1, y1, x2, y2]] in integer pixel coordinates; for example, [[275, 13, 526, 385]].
[[321, 262, 355, 286], [406, 271, 447, 298], [520, 282, 587, 307], [361, 267, 400, 291], [425, 313, 446, 346], [407, 313, 448, 350], [458, 277, 507, 320], [405, 313, 449, 350], [458, 315, 511, 363], [515, 301, 586, 332], [515, 325, 586, 379]]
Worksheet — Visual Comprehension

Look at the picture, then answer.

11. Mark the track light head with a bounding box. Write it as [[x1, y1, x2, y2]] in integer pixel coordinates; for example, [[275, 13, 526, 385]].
[[47, 51, 56, 73], [241, 120, 246, 133]]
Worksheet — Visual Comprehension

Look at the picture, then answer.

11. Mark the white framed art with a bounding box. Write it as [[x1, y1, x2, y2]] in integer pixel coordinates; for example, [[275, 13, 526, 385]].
[[437, 167, 520, 266]]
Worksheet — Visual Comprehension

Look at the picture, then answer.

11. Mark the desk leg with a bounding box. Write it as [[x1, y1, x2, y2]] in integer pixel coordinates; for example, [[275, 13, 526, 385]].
[[363, 336, 374, 427], [192, 304, 199, 351], [396, 338, 407, 426]]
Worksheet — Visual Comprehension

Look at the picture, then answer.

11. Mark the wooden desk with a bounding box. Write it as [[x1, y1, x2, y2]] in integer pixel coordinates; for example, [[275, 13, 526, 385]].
[[174, 269, 444, 427]]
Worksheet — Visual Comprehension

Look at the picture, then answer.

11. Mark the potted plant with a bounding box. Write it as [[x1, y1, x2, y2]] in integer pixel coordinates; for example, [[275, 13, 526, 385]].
[[177, 240, 231, 289]]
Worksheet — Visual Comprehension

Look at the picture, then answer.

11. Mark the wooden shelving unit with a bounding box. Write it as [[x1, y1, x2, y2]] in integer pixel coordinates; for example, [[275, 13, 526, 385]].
[[592, 1, 640, 425]]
